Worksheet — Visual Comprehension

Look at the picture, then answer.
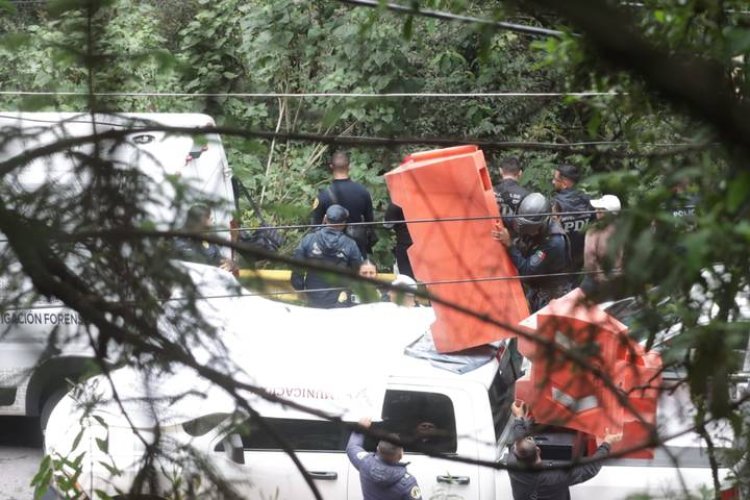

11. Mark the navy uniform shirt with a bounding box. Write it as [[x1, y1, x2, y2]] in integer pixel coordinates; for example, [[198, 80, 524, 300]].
[[507, 418, 611, 500], [290, 227, 363, 308], [312, 178, 375, 255], [311, 178, 374, 227], [552, 188, 595, 272], [347, 432, 423, 500], [508, 221, 572, 311], [173, 237, 224, 267], [496, 178, 531, 217]]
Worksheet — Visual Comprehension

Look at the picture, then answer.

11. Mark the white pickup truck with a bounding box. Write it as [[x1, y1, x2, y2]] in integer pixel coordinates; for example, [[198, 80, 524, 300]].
[[44, 264, 735, 500]]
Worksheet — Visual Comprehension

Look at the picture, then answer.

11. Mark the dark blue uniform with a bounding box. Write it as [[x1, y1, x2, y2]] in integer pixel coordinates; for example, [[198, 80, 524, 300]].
[[311, 179, 375, 255], [507, 418, 611, 500], [291, 227, 363, 308], [496, 178, 531, 217], [508, 221, 572, 311], [496, 179, 531, 237], [383, 202, 414, 278], [347, 432, 423, 500], [553, 188, 595, 274], [173, 238, 224, 266]]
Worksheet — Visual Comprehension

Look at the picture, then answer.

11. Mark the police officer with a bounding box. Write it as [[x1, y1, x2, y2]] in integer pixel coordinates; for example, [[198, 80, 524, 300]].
[[173, 204, 235, 272], [291, 204, 363, 308], [383, 202, 414, 278], [347, 417, 423, 500], [311, 150, 375, 256], [551, 164, 595, 276], [495, 156, 530, 224], [507, 400, 622, 500], [493, 193, 573, 312]]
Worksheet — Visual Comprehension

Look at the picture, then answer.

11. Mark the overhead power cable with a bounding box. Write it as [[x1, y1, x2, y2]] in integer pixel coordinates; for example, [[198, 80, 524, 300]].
[[0, 90, 622, 98], [0, 207, 695, 244], [211, 207, 692, 235], [338, 0, 565, 38]]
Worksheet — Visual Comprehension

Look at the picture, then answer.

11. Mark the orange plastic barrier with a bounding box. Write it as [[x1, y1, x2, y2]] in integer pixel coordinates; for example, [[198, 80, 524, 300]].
[[515, 289, 661, 457], [613, 346, 662, 458], [385, 146, 529, 352]]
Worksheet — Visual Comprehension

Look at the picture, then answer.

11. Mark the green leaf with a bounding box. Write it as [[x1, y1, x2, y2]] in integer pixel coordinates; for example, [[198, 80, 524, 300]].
[[727, 171, 750, 212], [71, 427, 86, 451], [0, 0, 16, 14], [95, 436, 109, 454], [725, 28, 750, 56]]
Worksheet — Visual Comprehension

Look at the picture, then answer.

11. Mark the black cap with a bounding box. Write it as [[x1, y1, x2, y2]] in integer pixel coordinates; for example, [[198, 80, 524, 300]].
[[556, 164, 580, 183], [325, 204, 349, 224]]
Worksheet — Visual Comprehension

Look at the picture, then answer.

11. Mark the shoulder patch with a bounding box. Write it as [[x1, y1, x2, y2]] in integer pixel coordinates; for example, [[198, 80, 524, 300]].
[[410, 486, 421, 498], [356, 451, 368, 460], [312, 197, 320, 210]]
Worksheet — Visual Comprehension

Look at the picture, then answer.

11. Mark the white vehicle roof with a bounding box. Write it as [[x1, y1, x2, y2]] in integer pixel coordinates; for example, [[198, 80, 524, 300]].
[[74, 263, 501, 427], [0, 112, 234, 229]]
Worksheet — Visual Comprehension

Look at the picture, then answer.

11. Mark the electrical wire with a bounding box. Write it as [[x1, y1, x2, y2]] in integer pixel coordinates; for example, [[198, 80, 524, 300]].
[[0, 206, 696, 244], [211, 208, 636, 234], [0, 90, 623, 98], [338, 0, 565, 38]]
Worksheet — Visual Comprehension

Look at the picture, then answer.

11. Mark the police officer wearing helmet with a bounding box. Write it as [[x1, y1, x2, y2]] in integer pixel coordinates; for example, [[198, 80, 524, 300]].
[[291, 204, 363, 308], [493, 193, 573, 311]]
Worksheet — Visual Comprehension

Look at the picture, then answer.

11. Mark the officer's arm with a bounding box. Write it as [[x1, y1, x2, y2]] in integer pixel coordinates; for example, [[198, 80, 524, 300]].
[[568, 443, 610, 486], [290, 241, 307, 291], [346, 431, 367, 470], [508, 245, 549, 276], [401, 476, 423, 500], [509, 417, 533, 443]]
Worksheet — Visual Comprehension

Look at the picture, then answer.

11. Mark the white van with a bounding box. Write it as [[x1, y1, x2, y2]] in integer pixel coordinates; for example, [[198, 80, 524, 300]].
[[44, 263, 736, 500], [0, 112, 236, 425]]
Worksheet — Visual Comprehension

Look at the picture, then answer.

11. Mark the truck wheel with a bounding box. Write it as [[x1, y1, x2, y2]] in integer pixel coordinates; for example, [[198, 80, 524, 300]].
[[40, 387, 68, 434]]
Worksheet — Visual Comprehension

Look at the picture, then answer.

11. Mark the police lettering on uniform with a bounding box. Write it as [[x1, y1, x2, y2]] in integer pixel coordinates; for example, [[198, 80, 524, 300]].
[[347, 418, 423, 500], [494, 157, 531, 229], [311, 151, 375, 256], [493, 193, 573, 312], [292, 204, 364, 308], [551, 164, 595, 276]]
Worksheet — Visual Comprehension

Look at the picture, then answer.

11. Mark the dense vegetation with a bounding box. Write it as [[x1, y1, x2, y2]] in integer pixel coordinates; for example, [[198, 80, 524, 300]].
[[1, 0, 749, 498]]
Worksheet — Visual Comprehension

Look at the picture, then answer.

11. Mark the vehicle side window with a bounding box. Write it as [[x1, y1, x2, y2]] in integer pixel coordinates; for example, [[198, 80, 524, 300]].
[[365, 389, 457, 454], [237, 417, 350, 452]]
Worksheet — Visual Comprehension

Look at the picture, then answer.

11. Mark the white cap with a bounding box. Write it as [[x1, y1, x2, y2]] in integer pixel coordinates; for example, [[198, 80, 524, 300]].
[[590, 194, 621, 214], [391, 274, 418, 291]]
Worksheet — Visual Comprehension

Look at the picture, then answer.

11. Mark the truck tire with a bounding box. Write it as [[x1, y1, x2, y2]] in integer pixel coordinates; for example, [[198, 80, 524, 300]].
[[39, 387, 68, 434]]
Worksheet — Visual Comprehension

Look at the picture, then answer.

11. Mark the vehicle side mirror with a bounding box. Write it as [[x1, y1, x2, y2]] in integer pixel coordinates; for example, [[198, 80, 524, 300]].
[[222, 433, 244, 465]]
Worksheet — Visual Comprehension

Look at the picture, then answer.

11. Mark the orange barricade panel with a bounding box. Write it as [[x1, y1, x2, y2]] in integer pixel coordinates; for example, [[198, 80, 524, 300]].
[[385, 146, 529, 353], [523, 311, 625, 438], [516, 289, 661, 455]]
